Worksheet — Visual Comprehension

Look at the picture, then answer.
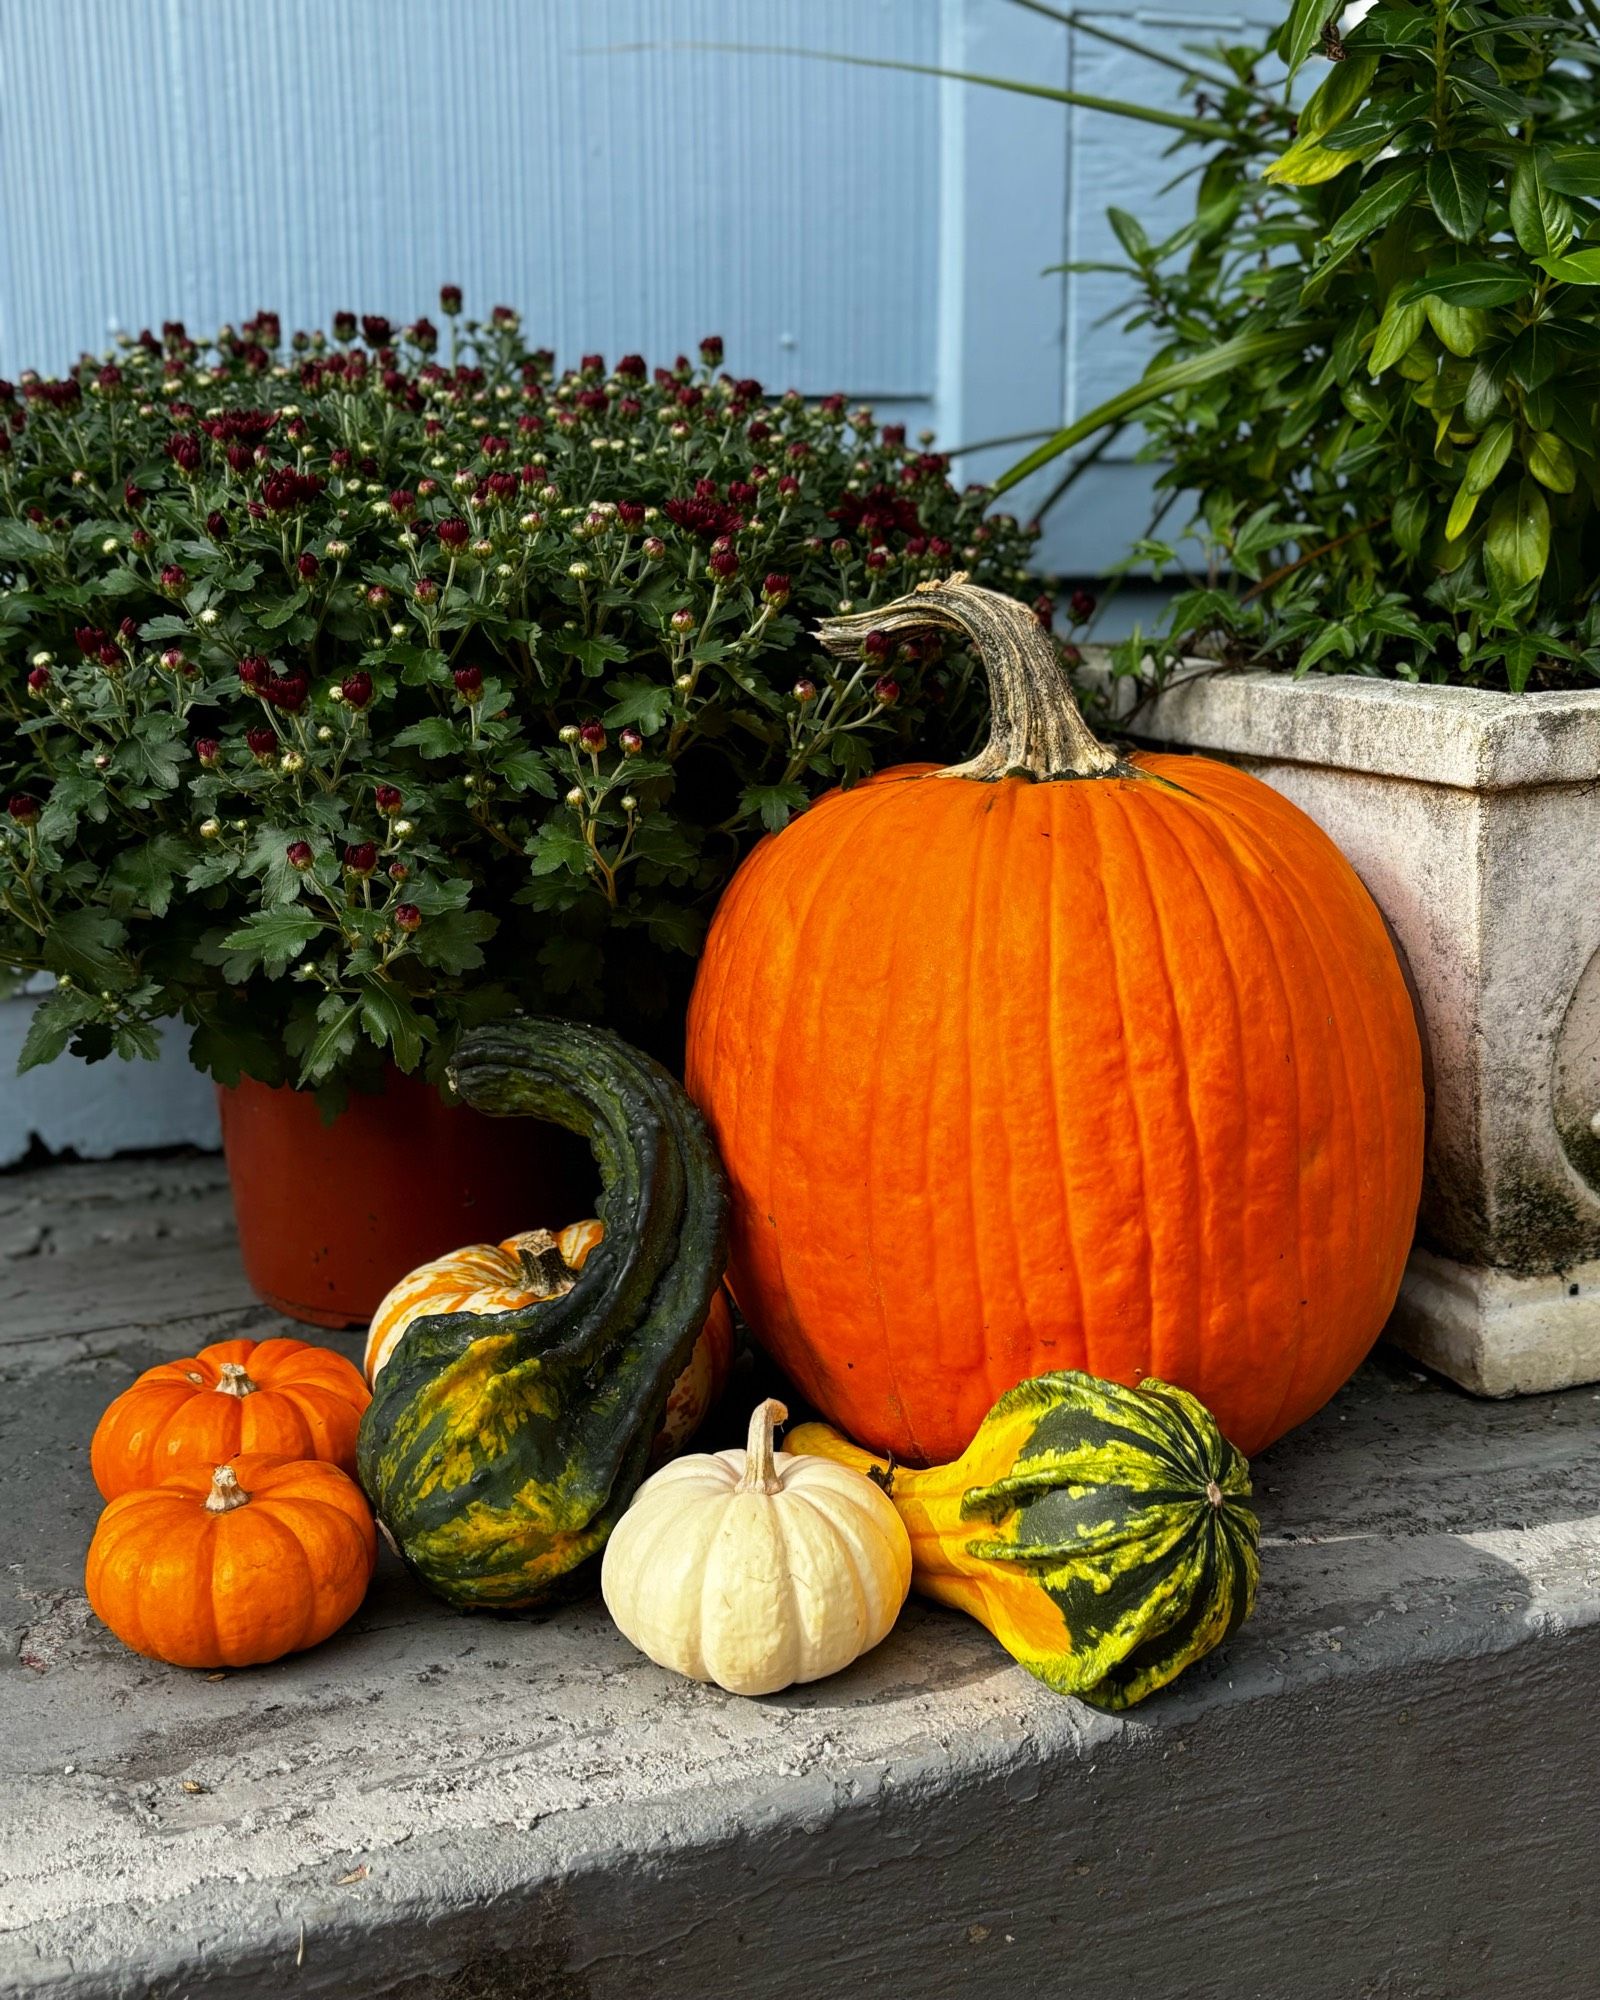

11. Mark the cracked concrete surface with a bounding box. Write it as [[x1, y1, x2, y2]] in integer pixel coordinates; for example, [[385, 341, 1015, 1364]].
[[5, 1156, 1600, 1998]]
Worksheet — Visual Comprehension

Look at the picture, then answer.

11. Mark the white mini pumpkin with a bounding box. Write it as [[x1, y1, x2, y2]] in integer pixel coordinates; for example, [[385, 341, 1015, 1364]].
[[601, 1398, 912, 1696]]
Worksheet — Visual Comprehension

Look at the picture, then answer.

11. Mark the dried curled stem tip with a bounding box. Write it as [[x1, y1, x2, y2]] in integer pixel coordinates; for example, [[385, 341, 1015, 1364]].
[[815, 575, 1121, 783], [516, 1229, 577, 1296], [737, 1399, 789, 1495]]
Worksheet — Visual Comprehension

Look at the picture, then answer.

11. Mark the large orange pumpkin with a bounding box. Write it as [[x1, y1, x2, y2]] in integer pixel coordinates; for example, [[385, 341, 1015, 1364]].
[[85, 1454, 377, 1669], [364, 1221, 735, 1462], [90, 1337, 370, 1499], [684, 577, 1424, 1463]]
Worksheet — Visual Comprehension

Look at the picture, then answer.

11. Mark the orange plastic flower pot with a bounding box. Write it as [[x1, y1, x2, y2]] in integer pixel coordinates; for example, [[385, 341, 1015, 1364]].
[[216, 1068, 594, 1330]]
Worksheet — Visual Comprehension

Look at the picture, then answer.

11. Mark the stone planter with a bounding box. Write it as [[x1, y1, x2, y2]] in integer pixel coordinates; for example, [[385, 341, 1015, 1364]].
[[1086, 655, 1600, 1397]]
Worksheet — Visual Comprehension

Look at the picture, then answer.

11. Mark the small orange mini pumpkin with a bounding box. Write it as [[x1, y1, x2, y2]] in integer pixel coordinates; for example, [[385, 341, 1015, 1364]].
[[365, 1221, 735, 1460], [90, 1337, 370, 1500], [85, 1454, 377, 1669]]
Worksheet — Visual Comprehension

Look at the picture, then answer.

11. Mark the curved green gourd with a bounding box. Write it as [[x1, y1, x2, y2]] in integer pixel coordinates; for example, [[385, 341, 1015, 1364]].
[[788, 1372, 1260, 1710], [356, 1017, 729, 1610]]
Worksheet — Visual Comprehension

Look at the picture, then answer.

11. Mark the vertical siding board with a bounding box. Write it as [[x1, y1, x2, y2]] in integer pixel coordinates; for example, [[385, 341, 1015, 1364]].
[[1, 0, 941, 398]]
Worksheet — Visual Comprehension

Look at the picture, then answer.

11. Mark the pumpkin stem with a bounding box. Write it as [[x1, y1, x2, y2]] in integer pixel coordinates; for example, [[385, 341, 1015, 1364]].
[[515, 1229, 577, 1297], [1205, 1480, 1224, 1509], [213, 1362, 258, 1398], [204, 1464, 252, 1514], [815, 573, 1122, 783], [736, 1398, 788, 1495]]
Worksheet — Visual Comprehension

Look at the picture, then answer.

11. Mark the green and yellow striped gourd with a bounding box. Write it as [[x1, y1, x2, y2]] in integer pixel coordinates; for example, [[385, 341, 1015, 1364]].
[[787, 1372, 1259, 1710], [357, 1018, 729, 1610]]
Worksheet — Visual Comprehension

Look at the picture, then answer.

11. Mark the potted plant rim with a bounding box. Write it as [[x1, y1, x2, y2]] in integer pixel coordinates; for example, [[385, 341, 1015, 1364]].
[[986, 0, 1600, 1395], [0, 299, 1054, 1323]]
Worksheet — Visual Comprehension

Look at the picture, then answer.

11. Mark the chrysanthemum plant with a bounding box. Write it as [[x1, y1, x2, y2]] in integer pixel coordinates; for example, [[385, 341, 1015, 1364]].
[[0, 298, 1051, 1103]]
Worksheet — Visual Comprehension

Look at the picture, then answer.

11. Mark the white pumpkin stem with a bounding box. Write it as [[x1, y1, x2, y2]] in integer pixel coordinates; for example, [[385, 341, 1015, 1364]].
[[213, 1362, 258, 1398], [204, 1465, 252, 1514], [815, 573, 1122, 783], [736, 1399, 789, 1495]]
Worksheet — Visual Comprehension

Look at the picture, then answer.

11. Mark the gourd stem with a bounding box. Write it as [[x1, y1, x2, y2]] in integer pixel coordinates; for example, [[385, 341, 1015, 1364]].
[[737, 1399, 788, 1495], [815, 572, 1122, 783], [213, 1363, 258, 1398], [515, 1229, 577, 1297], [204, 1464, 251, 1513]]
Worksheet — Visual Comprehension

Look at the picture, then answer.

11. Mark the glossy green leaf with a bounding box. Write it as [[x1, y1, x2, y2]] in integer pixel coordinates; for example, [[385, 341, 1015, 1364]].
[[1509, 154, 1575, 259], [1463, 421, 1514, 494], [1508, 324, 1559, 392], [1445, 482, 1482, 542], [1313, 165, 1424, 274], [1279, 0, 1332, 79], [1423, 294, 1490, 358], [1402, 264, 1535, 308], [1299, 55, 1379, 140], [1264, 131, 1368, 187], [1484, 480, 1551, 590], [1462, 357, 1508, 428], [1541, 147, 1600, 198], [1538, 247, 1600, 285], [1527, 431, 1577, 493], [1369, 294, 1428, 375], [1391, 487, 1431, 558], [1427, 152, 1491, 242]]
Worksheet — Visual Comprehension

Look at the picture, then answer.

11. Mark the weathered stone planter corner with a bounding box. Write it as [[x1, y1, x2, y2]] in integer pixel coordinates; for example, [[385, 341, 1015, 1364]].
[[1083, 651, 1600, 1399]]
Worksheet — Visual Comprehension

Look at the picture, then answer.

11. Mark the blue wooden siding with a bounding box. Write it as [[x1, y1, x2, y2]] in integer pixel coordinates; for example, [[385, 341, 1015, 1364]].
[[0, 0, 1266, 575]]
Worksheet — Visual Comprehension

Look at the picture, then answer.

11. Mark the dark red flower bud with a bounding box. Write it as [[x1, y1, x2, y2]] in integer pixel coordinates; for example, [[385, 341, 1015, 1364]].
[[394, 903, 422, 933], [247, 501, 268, 521], [777, 474, 800, 498], [246, 726, 277, 758], [194, 737, 220, 766], [699, 335, 725, 366], [160, 565, 187, 592], [1059, 643, 1083, 671], [160, 649, 186, 673], [8, 794, 40, 826], [577, 719, 606, 754], [96, 643, 121, 669], [0, 381, 13, 404], [27, 666, 50, 693], [580, 353, 605, 379], [865, 548, 887, 573], [862, 630, 892, 662], [265, 673, 308, 713], [339, 672, 374, 710], [927, 537, 952, 561], [124, 481, 145, 509], [238, 655, 270, 688], [1033, 594, 1055, 631], [330, 448, 351, 472], [1069, 588, 1097, 623], [708, 545, 739, 580], [905, 536, 928, 558], [297, 552, 320, 581], [829, 537, 851, 560], [333, 311, 357, 341], [616, 501, 646, 529], [440, 284, 463, 315], [375, 784, 403, 814], [206, 510, 229, 538], [437, 517, 470, 550], [619, 727, 644, 756], [414, 577, 439, 603], [762, 573, 791, 604], [366, 584, 389, 609], [388, 860, 410, 883], [74, 626, 109, 657], [577, 388, 608, 416], [166, 433, 202, 474], [747, 420, 771, 444], [388, 488, 416, 518], [617, 354, 646, 381], [873, 676, 901, 706], [881, 424, 906, 447], [287, 840, 314, 870], [487, 470, 518, 502], [491, 305, 520, 329], [792, 679, 817, 704], [343, 841, 378, 877], [453, 664, 483, 699], [361, 315, 392, 347]]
